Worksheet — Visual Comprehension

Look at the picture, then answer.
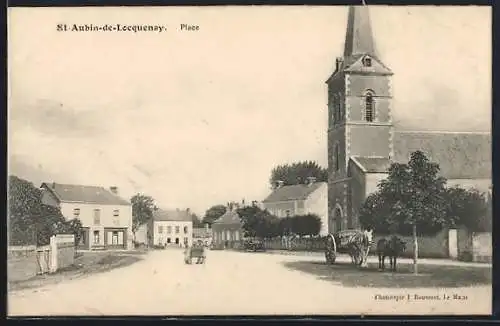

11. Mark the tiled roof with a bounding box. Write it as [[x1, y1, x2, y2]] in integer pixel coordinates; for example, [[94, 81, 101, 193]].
[[153, 209, 191, 222], [351, 157, 392, 173], [213, 209, 242, 225], [262, 182, 326, 203], [41, 182, 130, 205], [393, 131, 491, 179]]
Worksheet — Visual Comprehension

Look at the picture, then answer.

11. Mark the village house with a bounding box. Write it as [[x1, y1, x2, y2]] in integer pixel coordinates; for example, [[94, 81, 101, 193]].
[[149, 208, 193, 248], [40, 182, 133, 250], [262, 177, 329, 236], [211, 204, 244, 249], [326, 6, 492, 233]]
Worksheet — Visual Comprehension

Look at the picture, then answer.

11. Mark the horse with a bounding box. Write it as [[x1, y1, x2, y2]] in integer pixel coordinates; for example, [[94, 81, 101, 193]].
[[376, 235, 406, 272], [347, 229, 374, 267]]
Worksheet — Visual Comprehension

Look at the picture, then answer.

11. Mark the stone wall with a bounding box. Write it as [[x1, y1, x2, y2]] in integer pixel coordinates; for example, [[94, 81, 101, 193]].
[[371, 230, 449, 259]]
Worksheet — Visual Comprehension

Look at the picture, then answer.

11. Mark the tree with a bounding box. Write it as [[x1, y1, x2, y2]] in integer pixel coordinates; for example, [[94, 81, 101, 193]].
[[131, 194, 156, 242], [446, 187, 491, 232], [236, 206, 277, 239], [202, 205, 227, 226], [191, 213, 204, 228], [290, 214, 322, 237], [359, 151, 449, 274], [8, 175, 83, 246], [270, 161, 328, 187]]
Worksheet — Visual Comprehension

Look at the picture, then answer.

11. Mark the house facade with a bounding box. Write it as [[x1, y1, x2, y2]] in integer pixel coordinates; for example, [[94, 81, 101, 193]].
[[211, 206, 244, 249], [262, 178, 329, 236], [150, 209, 193, 248], [40, 183, 133, 250], [326, 6, 492, 233]]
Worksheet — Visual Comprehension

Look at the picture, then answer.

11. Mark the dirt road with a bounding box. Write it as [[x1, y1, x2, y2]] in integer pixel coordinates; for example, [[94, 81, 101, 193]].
[[8, 249, 491, 316]]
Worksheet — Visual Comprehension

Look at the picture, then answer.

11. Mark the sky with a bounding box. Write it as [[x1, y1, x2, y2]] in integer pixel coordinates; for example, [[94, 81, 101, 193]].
[[8, 6, 491, 216]]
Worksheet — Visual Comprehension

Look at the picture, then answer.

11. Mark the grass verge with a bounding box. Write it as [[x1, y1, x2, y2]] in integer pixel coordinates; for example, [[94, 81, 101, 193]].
[[8, 250, 148, 292]]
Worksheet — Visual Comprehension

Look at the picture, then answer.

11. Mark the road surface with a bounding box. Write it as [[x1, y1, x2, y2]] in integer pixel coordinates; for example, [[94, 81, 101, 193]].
[[8, 249, 491, 316]]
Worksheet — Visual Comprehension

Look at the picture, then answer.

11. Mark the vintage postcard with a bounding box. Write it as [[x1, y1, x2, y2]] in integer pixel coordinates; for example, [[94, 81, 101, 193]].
[[7, 5, 492, 316]]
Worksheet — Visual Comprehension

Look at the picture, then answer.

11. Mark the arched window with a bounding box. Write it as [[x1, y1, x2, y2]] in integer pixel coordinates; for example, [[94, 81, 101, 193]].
[[334, 144, 340, 171], [183, 226, 188, 234], [365, 91, 375, 122]]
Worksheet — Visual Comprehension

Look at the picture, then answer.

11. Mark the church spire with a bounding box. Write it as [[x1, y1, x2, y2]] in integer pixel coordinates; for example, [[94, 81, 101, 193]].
[[343, 6, 378, 59]]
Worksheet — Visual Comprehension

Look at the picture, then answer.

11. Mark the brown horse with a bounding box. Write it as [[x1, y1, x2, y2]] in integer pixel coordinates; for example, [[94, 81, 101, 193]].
[[376, 236, 406, 272]]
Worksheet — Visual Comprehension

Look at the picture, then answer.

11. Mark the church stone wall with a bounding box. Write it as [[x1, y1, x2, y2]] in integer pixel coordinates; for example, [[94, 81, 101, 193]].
[[348, 125, 391, 158], [447, 178, 491, 194], [328, 126, 347, 176], [346, 75, 391, 97], [346, 97, 391, 123]]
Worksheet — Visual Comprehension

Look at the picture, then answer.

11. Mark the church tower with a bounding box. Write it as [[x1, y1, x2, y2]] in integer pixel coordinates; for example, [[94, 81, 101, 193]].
[[326, 6, 394, 233]]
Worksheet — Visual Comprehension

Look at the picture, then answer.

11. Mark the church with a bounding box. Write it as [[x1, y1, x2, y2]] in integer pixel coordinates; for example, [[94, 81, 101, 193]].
[[326, 6, 491, 233]]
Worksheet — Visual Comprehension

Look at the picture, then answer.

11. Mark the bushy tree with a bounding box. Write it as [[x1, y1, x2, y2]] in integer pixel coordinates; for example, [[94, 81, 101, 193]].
[[236, 206, 278, 239], [289, 214, 322, 237], [202, 205, 227, 226], [358, 151, 449, 274], [270, 161, 328, 187], [446, 187, 491, 232], [191, 213, 204, 228], [8, 175, 83, 246], [131, 193, 156, 241]]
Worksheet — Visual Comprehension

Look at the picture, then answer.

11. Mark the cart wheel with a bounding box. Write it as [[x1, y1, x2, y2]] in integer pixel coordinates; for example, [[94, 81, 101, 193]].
[[325, 234, 336, 264]]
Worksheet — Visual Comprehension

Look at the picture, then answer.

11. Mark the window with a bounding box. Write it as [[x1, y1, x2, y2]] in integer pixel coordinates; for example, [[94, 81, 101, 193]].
[[363, 56, 372, 67], [336, 98, 342, 122], [73, 208, 80, 217], [184, 226, 188, 234], [285, 210, 291, 217], [334, 144, 340, 171], [93, 231, 100, 244], [167, 226, 172, 234], [158, 225, 163, 234], [113, 209, 119, 217], [365, 92, 374, 122], [175, 226, 180, 234], [112, 231, 119, 245], [175, 238, 179, 244], [184, 237, 189, 245], [93, 209, 101, 225], [167, 238, 171, 243]]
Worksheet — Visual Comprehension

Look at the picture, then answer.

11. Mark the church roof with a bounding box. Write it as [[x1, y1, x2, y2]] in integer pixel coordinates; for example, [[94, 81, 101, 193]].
[[351, 157, 392, 173], [350, 132, 491, 180], [262, 182, 326, 203], [344, 6, 378, 59], [393, 131, 491, 179]]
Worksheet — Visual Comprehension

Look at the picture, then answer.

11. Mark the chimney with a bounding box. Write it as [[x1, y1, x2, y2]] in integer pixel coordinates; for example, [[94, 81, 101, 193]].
[[52, 182, 56, 188], [242, 199, 245, 206], [109, 186, 118, 195], [186, 208, 190, 215], [307, 177, 317, 186], [335, 57, 343, 72]]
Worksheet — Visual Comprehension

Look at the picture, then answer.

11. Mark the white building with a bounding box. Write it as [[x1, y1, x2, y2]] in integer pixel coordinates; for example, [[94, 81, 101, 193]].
[[150, 209, 193, 248], [40, 182, 133, 250]]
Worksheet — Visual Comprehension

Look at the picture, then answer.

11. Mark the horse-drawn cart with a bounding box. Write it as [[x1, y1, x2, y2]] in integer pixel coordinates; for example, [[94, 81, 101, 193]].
[[184, 242, 207, 264], [325, 229, 373, 266]]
